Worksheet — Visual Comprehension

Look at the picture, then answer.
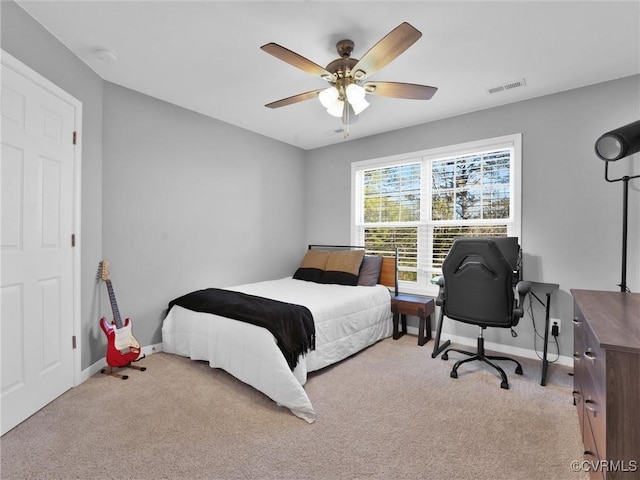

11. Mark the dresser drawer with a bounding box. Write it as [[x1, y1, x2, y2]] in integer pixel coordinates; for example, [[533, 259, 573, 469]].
[[573, 380, 586, 438], [583, 414, 605, 480], [581, 366, 607, 462], [582, 320, 606, 397], [573, 309, 587, 384]]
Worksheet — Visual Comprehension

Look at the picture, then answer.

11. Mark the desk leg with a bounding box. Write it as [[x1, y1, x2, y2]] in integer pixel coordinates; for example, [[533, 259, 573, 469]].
[[541, 293, 551, 386], [431, 309, 450, 358]]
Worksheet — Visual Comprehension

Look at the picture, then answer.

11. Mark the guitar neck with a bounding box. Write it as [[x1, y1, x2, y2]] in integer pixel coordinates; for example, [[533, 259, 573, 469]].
[[105, 279, 123, 329]]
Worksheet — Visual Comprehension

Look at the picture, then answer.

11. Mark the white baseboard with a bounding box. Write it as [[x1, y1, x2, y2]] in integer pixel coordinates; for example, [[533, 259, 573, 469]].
[[405, 325, 573, 367], [79, 342, 163, 384], [79, 332, 572, 386]]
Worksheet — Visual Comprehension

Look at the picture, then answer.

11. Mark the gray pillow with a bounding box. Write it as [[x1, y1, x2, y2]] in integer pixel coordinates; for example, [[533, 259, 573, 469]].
[[357, 255, 383, 286]]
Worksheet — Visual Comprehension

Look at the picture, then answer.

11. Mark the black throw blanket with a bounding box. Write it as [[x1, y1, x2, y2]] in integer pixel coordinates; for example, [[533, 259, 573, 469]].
[[168, 288, 315, 370]]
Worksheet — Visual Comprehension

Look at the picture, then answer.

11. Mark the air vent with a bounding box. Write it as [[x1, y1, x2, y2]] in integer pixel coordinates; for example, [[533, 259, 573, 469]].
[[486, 78, 526, 95]]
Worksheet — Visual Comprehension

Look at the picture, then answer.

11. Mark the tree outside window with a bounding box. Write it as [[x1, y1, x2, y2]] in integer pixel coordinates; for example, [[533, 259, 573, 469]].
[[353, 135, 521, 294]]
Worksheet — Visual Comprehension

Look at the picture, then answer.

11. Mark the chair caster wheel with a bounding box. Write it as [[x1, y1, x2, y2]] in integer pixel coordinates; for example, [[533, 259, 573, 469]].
[[515, 365, 523, 375], [501, 381, 509, 389], [450, 371, 458, 379], [442, 353, 449, 361]]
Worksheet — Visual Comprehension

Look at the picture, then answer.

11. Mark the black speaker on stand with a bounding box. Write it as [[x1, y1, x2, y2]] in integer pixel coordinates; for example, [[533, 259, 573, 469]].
[[595, 119, 640, 293]]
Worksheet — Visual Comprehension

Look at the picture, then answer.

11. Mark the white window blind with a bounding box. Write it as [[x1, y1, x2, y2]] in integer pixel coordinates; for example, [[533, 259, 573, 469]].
[[352, 134, 521, 294]]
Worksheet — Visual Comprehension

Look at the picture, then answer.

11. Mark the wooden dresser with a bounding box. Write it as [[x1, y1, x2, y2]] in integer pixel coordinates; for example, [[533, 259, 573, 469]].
[[571, 290, 640, 480]]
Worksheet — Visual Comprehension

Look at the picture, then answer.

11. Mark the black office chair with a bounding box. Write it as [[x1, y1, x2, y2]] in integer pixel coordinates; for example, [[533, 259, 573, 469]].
[[433, 238, 530, 389]]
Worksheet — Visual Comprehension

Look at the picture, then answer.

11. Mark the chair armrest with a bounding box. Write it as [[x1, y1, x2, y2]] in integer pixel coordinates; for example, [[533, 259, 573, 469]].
[[435, 275, 445, 306], [513, 280, 531, 319], [516, 280, 531, 296]]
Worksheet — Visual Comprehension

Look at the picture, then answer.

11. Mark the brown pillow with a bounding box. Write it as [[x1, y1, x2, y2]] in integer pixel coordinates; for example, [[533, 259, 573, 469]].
[[321, 250, 365, 286], [293, 250, 330, 283]]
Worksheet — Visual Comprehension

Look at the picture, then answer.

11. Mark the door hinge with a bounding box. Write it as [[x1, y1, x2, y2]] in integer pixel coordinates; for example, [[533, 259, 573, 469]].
[[72, 335, 77, 349], [71, 234, 76, 247], [72, 131, 77, 145]]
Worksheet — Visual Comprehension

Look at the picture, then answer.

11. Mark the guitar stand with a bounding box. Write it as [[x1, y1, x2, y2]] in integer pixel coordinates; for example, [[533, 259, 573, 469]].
[[101, 355, 147, 380]]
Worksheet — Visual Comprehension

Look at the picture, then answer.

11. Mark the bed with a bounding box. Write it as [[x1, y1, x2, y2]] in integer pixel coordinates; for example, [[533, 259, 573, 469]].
[[161, 245, 397, 423]]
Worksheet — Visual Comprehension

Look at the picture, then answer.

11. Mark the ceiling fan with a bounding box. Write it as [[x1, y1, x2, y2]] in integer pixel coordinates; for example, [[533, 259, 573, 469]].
[[261, 22, 438, 137]]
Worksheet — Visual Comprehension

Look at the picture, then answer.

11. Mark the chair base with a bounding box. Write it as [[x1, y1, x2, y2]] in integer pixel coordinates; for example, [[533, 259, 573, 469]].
[[441, 335, 523, 389]]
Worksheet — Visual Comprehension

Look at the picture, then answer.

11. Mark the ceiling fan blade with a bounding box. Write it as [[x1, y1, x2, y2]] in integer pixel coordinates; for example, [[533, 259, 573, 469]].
[[265, 89, 326, 109], [261, 43, 335, 80], [363, 81, 438, 100], [351, 22, 422, 81]]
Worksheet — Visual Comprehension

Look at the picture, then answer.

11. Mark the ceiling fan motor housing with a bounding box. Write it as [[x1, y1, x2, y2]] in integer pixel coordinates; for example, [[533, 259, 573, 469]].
[[336, 39, 355, 58], [326, 57, 358, 81]]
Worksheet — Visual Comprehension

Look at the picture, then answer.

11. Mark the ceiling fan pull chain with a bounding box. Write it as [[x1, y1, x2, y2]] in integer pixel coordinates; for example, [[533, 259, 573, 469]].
[[342, 102, 350, 139]]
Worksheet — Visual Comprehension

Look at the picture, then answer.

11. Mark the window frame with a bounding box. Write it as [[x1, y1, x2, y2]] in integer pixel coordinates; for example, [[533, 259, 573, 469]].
[[351, 133, 522, 296]]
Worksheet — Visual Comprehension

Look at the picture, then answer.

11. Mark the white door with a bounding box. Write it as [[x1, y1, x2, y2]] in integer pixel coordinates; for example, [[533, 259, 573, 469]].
[[1, 51, 80, 435]]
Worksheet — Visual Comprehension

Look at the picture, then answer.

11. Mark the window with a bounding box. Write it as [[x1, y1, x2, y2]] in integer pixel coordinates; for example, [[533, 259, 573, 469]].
[[352, 134, 521, 294]]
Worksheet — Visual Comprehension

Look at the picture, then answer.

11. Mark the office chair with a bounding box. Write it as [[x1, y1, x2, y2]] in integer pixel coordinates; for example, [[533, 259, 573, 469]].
[[434, 238, 531, 389]]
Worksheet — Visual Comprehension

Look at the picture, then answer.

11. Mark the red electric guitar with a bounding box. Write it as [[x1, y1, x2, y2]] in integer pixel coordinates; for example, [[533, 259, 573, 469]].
[[99, 260, 142, 368]]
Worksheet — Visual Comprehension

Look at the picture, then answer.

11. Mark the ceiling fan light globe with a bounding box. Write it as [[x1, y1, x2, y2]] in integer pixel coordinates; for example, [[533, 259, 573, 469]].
[[327, 100, 344, 117], [346, 83, 366, 103], [351, 98, 370, 115], [319, 86, 339, 109]]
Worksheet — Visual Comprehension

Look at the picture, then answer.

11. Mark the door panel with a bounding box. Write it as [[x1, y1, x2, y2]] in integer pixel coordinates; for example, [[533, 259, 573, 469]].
[[1, 54, 79, 435]]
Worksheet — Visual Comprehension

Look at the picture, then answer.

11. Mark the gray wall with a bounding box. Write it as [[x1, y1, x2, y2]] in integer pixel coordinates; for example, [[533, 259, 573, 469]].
[[102, 83, 307, 347], [2, 1, 105, 369], [305, 75, 640, 357]]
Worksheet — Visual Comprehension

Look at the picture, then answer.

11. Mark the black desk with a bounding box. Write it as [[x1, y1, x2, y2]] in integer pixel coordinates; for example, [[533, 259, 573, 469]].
[[528, 281, 559, 386]]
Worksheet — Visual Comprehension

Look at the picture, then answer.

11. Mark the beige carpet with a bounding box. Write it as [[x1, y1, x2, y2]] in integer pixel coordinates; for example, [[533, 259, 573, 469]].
[[1, 335, 588, 480]]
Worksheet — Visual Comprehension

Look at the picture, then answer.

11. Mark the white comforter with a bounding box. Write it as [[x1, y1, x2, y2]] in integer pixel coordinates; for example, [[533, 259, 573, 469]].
[[161, 277, 393, 423]]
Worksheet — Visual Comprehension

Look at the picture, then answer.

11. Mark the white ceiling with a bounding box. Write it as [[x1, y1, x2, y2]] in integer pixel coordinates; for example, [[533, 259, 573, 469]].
[[15, 0, 640, 150]]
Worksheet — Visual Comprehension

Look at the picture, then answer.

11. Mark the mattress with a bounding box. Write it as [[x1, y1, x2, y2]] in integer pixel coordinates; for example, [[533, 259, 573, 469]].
[[161, 277, 393, 423]]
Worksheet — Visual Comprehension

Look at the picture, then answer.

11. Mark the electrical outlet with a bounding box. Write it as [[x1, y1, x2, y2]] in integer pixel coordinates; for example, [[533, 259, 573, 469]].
[[550, 318, 561, 336]]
